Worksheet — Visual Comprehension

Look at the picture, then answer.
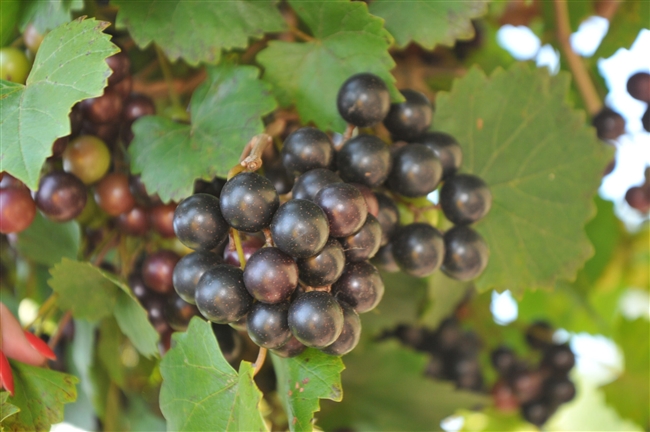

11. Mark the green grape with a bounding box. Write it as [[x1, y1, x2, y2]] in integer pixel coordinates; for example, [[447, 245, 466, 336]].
[[0, 47, 30, 84]]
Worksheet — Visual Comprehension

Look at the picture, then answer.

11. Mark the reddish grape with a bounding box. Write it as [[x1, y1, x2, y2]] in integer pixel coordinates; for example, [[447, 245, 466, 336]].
[[0, 187, 36, 234], [94, 173, 136, 216]]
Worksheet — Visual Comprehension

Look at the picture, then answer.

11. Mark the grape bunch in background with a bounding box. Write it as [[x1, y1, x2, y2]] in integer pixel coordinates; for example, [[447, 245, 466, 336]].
[[170, 72, 492, 357]]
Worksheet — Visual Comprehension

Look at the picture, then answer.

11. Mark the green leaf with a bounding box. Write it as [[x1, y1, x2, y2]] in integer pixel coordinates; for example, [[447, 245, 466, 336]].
[[271, 349, 344, 432], [19, 0, 85, 33], [434, 64, 612, 295], [319, 341, 488, 431], [16, 212, 80, 267], [0, 1, 20, 46], [0, 392, 20, 423], [595, 0, 650, 59], [114, 0, 285, 66], [369, 0, 488, 49], [0, 18, 118, 190], [159, 318, 267, 432], [113, 290, 160, 359], [97, 318, 127, 388], [4, 361, 78, 432], [129, 63, 276, 202], [258, 0, 400, 132]]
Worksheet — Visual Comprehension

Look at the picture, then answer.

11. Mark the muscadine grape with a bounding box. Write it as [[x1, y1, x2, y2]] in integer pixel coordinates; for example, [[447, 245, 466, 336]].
[[441, 226, 489, 281], [521, 399, 552, 426], [142, 250, 180, 294], [270, 199, 329, 258], [150, 202, 177, 238], [106, 51, 131, 86], [288, 291, 344, 348], [332, 261, 384, 313], [510, 368, 544, 404], [371, 243, 399, 273], [247, 301, 292, 349], [297, 239, 346, 287], [525, 321, 554, 349], [315, 183, 368, 238], [63, 135, 111, 185], [292, 169, 342, 201], [35, 171, 87, 222], [243, 247, 298, 303], [113, 75, 133, 100], [80, 89, 124, 125], [392, 223, 444, 277], [440, 174, 492, 225], [271, 336, 306, 358], [339, 214, 382, 262], [643, 105, 650, 132], [173, 251, 222, 304], [321, 300, 361, 356], [223, 234, 264, 267], [592, 107, 626, 141], [388, 144, 442, 198], [625, 185, 650, 213], [142, 293, 171, 334], [116, 206, 149, 236], [128, 273, 149, 301], [337, 135, 392, 187], [23, 24, 44, 54], [264, 156, 294, 195], [164, 294, 199, 332], [94, 173, 136, 216], [541, 343, 575, 374], [350, 183, 378, 217], [337, 73, 390, 127], [220, 172, 279, 232], [123, 94, 155, 124], [195, 265, 253, 324], [491, 346, 517, 376], [173, 193, 229, 251], [281, 127, 334, 176], [375, 193, 400, 246], [544, 377, 576, 404], [0, 47, 30, 84], [0, 187, 36, 234], [383, 89, 433, 141], [418, 132, 463, 179], [626, 71, 650, 102]]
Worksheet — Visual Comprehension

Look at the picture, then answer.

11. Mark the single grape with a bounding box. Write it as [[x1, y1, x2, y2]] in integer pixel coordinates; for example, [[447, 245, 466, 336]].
[[150, 202, 177, 238], [195, 265, 253, 324], [23, 24, 44, 54], [0, 47, 30, 83], [292, 169, 343, 201], [247, 301, 292, 349], [271, 336, 306, 358], [116, 206, 149, 236], [112, 75, 133, 100], [62, 135, 111, 185], [321, 300, 361, 356], [106, 51, 131, 86], [418, 132, 463, 179], [94, 173, 136, 216], [337, 73, 390, 127], [383, 89, 433, 141], [220, 172, 279, 233], [288, 291, 344, 348], [123, 93, 156, 124], [243, 247, 298, 303], [141, 250, 180, 294], [339, 214, 382, 262], [625, 185, 650, 213], [35, 171, 87, 222], [297, 239, 346, 287], [592, 107, 626, 141], [142, 293, 171, 334], [173, 193, 229, 251], [270, 199, 330, 258], [128, 273, 149, 301], [626, 71, 650, 102], [164, 294, 199, 332], [392, 223, 444, 277], [446, 354, 483, 390], [375, 193, 400, 246], [314, 183, 368, 238], [510, 369, 544, 404], [173, 251, 222, 304], [0, 187, 36, 234], [521, 399, 552, 426], [541, 343, 575, 374], [281, 127, 334, 176], [544, 377, 576, 404], [337, 135, 392, 187], [491, 346, 517, 376], [388, 144, 442, 198], [525, 321, 554, 350], [371, 243, 400, 273], [440, 174, 492, 225], [441, 225, 489, 281], [332, 261, 384, 313], [223, 234, 265, 267], [434, 318, 463, 352], [350, 183, 379, 217], [80, 89, 124, 125]]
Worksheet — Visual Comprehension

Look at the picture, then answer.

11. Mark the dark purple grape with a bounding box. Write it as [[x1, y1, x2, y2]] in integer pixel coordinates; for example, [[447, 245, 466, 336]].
[[383, 89, 433, 141], [164, 294, 199, 332], [172, 251, 222, 304], [440, 174, 491, 225], [142, 293, 171, 334], [388, 143, 442, 197], [173, 193, 229, 251], [545, 377, 576, 404], [350, 183, 378, 217], [392, 223, 444, 277], [510, 369, 544, 404], [123, 93, 155, 124], [321, 300, 361, 356], [128, 273, 149, 301], [195, 265, 253, 323], [371, 243, 399, 273], [247, 301, 292, 349], [271, 336, 306, 358], [339, 214, 382, 262], [521, 399, 552, 426], [220, 172, 279, 232], [337, 73, 390, 127], [223, 234, 264, 267], [337, 135, 392, 187], [375, 193, 400, 246], [491, 346, 517, 376], [418, 132, 463, 179], [626, 71, 650, 102], [243, 247, 298, 303], [435, 318, 463, 352], [643, 105, 650, 132], [315, 183, 368, 238], [281, 127, 334, 176], [541, 343, 575, 374], [80, 89, 124, 124], [625, 185, 650, 212], [116, 206, 150, 236], [35, 171, 87, 222], [141, 250, 180, 294], [441, 225, 489, 281], [292, 169, 343, 201], [525, 321, 554, 349], [270, 199, 329, 258], [106, 51, 131, 86], [332, 261, 384, 313], [94, 173, 136, 217], [447, 354, 483, 391], [297, 239, 346, 287], [288, 291, 344, 348], [592, 107, 626, 141], [150, 202, 177, 238]]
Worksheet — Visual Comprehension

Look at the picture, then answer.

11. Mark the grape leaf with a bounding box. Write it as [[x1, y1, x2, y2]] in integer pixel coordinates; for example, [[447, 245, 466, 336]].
[[434, 64, 612, 294], [159, 318, 267, 432], [19, 0, 85, 33], [594, 0, 650, 59], [113, 0, 285, 66], [113, 291, 160, 359], [368, 0, 488, 49], [271, 349, 344, 432], [129, 63, 276, 202], [0, 18, 118, 190], [0, 392, 20, 423], [257, 0, 400, 132], [318, 341, 488, 431], [97, 318, 127, 388], [3, 361, 78, 432], [16, 212, 80, 267]]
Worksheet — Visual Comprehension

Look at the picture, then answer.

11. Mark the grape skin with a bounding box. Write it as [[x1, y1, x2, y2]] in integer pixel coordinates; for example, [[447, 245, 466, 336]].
[[195, 265, 253, 324], [288, 291, 344, 348], [332, 261, 384, 313]]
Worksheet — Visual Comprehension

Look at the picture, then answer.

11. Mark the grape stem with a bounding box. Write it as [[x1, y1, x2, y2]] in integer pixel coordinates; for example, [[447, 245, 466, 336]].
[[262, 228, 275, 247], [232, 229, 247, 269], [239, 134, 273, 171], [335, 123, 356, 151], [252, 347, 267, 377], [92, 231, 120, 266], [388, 192, 440, 221], [288, 26, 315, 42], [48, 311, 72, 350]]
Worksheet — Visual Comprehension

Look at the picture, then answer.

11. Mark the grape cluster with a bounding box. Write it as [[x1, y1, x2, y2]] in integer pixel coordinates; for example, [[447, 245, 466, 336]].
[[491, 321, 576, 426]]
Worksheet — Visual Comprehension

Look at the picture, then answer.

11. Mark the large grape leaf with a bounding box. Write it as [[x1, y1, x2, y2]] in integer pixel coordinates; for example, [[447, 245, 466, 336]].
[[0, 18, 118, 190], [3, 361, 78, 432], [19, 0, 85, 33], [0, 392, 20, 423], [129, 63, 276, 202], [319, 341, 488, 431], [271, 349, 344, 432], [159, 318, 267, 432], [368, 0, 488, 49], [257, 0, 400, 132], [16, 213, 80, 267], [435, 64, 612, 295], [114, 0, 285, 66]]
